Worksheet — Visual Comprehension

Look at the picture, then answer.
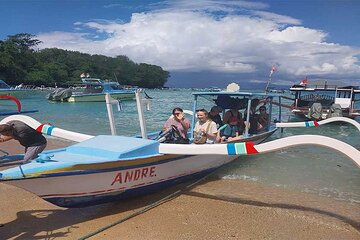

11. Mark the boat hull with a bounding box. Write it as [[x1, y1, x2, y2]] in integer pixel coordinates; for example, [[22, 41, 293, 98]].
[[67, 92, 135, 102], [4, 154, 237, 208], [291, 109, 360, 120]]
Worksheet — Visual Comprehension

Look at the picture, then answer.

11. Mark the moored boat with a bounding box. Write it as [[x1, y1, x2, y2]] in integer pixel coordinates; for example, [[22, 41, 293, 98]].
[[0, 89, 359, 208], [0, 80, 30, 98], [47, 77, 136, 102], [0, 95, 38, 116], [289, 79, 360, 120]]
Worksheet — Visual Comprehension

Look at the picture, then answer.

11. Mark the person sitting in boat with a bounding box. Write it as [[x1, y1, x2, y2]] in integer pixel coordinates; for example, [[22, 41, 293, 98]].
[[0, 121, 47, 163], [257, 106, 269, 132], [216, 118, 239, 143], [193, 109, 218, 144], [163, 107, 191, 139], [223, 109, 245, 134], [208, 105, 224, 128]]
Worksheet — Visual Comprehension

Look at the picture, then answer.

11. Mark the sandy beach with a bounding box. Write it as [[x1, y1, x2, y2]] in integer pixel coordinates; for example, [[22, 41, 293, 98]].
[[0, 139, 359, 239]]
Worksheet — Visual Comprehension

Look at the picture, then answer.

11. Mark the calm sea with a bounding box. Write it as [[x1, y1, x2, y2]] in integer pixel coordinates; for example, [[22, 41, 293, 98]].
[[1, 89, 360, 203]]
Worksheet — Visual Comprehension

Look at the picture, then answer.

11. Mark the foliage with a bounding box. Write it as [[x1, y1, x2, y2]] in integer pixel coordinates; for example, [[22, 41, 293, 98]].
[[0, 34, 169, 88]]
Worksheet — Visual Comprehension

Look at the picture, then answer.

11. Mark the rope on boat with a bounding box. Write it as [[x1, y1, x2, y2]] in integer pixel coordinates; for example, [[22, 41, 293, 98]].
[[0, 149, 9, 156], [143, 90, 153, 99], [78, 171, 216, 240]]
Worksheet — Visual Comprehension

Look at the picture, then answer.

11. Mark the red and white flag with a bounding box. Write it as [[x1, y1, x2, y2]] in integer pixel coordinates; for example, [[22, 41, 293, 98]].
[[269, 65, 276, 77], [299, 78, 308, 86]]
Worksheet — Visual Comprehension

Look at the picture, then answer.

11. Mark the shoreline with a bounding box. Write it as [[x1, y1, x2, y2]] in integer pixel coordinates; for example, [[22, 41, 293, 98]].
[[0, 139, 359, 239]]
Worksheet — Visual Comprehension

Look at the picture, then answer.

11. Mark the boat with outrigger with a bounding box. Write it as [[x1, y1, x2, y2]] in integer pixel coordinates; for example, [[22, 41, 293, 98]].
[[283, 79, 360, 120], [47, 74, 136, 102], [0, 95, 38, 116], [0, 80, 33, 98], [0, 88, 359, 208]]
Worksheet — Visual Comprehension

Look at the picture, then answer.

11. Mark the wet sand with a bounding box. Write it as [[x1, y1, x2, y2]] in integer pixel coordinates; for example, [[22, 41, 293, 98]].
[[0, 139, 359, 239]]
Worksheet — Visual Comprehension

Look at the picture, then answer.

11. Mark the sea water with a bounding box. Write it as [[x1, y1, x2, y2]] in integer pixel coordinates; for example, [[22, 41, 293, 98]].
[[2, 89, 360, 203]]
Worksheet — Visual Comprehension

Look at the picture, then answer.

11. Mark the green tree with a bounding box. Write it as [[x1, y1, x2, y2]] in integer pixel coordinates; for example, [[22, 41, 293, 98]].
[[0, 34, 169, 88]]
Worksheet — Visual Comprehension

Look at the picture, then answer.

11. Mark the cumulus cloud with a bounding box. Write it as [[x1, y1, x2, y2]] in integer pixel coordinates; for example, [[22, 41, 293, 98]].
[[37, 0, 360, 85]]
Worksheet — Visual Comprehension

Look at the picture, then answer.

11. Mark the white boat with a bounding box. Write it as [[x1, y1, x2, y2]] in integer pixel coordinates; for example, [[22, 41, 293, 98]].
[[0, 80, 30, 98], [47, 77, 136, 102], [0, 90, 359, 208], [288, 80, 360, 120]]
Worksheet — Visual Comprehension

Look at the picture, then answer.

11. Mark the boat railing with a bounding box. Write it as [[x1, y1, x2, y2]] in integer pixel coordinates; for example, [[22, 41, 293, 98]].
[[300, 94, 334, 101], [291, 85, 359, 91]]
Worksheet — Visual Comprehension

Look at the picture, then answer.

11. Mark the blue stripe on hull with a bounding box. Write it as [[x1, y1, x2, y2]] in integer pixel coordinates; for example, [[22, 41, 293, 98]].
[[45, 167, 216, 208]]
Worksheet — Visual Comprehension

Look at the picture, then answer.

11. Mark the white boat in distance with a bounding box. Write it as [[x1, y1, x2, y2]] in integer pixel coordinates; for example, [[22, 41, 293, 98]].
[[47, 77, 136, 102], [0, 80, 30, 98]]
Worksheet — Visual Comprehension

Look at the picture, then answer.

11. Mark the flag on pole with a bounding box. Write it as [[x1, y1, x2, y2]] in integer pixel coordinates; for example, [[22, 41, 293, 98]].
[[299, 78, 308, 86], [265, 64, 276, 93], [269, 65, 276, 77]]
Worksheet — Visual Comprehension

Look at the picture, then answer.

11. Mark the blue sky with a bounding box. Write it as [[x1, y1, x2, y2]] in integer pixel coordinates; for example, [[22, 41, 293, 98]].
[[1, 0, 360, 88]]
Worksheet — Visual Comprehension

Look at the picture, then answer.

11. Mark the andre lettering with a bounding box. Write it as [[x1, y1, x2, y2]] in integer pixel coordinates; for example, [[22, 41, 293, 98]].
[[111, 166, 156, 185]]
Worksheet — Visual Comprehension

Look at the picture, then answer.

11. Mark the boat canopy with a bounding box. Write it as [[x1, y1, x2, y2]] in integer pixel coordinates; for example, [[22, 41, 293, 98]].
[[189, 91, 281, 139], [192, 91, 280, 110], [80, 77, 126, 92]]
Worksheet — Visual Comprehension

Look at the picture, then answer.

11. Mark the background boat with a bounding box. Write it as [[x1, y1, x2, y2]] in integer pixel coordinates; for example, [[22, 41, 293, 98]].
[[0, 80, 33, 98], [289, 79, 360, 120], [47, 77, 136, 102]]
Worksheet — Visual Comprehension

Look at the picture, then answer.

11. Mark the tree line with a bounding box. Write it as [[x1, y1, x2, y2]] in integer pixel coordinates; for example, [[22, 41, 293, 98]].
[[0, 33, 169, 88]]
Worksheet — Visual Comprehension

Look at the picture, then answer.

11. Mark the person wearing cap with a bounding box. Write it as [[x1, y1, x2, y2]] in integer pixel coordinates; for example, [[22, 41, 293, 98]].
[[0, 120, 47, 162], [208, 106, 224, 128]]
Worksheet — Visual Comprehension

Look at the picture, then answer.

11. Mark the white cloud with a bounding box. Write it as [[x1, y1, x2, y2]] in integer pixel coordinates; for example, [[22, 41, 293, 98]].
[[267, 26, 327, 43], [37, 0, 360, 85], [251, 10, 301, 25]]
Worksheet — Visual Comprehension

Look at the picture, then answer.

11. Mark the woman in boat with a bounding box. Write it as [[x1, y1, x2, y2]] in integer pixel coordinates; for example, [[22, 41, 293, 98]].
[[193, 109, 218, 144], [257, 105, 269, 132], [223, 109, 245, 133], [0, 121, 47, 162], [163, 107, 191, 139]]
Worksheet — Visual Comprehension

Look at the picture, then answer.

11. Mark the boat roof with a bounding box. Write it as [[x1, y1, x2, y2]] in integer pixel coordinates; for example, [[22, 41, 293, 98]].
[[290, 80, 359, 92], [290, 85, 360, 93], [192, 91, 280, 98], [81, 78, 119, 85]]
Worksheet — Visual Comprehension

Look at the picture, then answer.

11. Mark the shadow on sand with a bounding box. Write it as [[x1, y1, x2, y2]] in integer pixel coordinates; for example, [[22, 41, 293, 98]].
[[184, 187, 360, 232], [1, 177, 359, 239], [0, 182, 188, 240]]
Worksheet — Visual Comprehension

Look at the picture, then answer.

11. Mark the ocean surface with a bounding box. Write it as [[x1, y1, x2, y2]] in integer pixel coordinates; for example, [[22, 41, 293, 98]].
[[1, 89, 360, 204]]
